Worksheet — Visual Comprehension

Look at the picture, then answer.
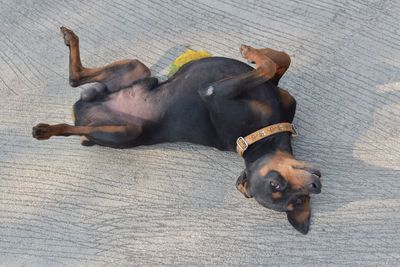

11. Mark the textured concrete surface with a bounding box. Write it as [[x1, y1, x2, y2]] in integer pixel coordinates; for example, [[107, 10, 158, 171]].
[[0, 0, 399, 266]]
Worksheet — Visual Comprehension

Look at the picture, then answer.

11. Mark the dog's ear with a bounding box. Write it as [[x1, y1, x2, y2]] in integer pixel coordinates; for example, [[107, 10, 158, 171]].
[[236, 170, 252, 198], [286, 195, 311, 234]]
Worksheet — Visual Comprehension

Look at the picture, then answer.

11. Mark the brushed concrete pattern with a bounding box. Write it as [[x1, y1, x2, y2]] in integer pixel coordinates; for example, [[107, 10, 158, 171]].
[[0, 0, 399, 266]]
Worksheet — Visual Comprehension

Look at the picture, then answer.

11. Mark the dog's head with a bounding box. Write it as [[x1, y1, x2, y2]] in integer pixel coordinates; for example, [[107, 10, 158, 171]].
[[237, 151, 321, 234]]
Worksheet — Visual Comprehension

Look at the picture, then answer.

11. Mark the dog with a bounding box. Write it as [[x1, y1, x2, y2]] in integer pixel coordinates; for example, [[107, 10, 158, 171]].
[[32, 27, 322, 234]]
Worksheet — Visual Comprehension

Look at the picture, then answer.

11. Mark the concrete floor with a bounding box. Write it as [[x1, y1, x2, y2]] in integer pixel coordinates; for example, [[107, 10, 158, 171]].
[[0, 0, 399, 266]]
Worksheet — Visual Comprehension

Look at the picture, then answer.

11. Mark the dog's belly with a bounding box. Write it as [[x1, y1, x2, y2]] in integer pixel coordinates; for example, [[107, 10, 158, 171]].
[[104, 85, 166, 124]]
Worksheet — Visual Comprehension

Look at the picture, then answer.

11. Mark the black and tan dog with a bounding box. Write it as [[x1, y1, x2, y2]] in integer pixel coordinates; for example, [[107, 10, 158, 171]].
[[32, 27, 322, 234]]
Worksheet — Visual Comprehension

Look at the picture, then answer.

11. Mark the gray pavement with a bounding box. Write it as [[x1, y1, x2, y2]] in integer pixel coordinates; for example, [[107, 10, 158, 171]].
[[0, 0, 399, 266]]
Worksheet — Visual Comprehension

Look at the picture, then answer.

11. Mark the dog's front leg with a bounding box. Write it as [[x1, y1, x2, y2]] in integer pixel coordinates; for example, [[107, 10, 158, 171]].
[[32, 123, 142, 147]]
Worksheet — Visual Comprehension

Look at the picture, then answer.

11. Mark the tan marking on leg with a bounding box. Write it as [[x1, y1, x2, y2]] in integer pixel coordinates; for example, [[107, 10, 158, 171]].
[[60, 27, 150, 89], [278, 88, 294, 110], [241, 45, 291, 83], [80, 136, 90, 143], [71, 108, 76, 124], [240, 45, 277, 80], [258, 48, 291, 77], [248, 100, 272, 117]]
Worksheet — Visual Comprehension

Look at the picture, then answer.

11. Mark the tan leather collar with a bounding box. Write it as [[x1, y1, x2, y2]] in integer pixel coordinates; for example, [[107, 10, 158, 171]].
[[236, 122, 298, 156]]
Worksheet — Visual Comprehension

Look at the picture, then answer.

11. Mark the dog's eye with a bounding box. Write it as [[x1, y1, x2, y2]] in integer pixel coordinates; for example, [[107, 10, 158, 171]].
[[270, 181, 281, 190]]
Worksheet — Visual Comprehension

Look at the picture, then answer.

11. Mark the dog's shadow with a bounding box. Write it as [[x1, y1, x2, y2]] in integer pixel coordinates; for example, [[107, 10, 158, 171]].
[[149, 44, 190, 79], [290, 75, 400, 215]]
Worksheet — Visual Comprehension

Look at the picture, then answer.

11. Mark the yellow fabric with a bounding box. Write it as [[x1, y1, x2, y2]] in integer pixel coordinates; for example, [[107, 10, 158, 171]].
[[168, 49, 212, 77]]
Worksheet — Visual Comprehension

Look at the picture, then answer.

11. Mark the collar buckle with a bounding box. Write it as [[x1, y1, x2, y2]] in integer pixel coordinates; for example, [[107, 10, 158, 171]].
[[236, 136, 248, 152]]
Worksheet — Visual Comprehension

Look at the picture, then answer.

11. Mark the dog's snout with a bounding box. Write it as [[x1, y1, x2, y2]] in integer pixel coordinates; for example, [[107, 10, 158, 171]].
[[294, 166, 321, 178], [304, 167, 321, 178]]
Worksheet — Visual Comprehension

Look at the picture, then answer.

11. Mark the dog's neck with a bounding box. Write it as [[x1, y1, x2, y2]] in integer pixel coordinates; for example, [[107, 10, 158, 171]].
[[242, 132, 293, 165]]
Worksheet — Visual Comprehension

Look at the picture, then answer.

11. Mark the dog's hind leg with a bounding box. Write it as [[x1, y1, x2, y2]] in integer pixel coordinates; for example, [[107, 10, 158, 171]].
[[32, 123, 142, 147], [240, 45, 291, 85], [199, 45, 281, 99], [239, 45, 295, 121], [60, 26, 151, 92], [199, 67, 275, 99]]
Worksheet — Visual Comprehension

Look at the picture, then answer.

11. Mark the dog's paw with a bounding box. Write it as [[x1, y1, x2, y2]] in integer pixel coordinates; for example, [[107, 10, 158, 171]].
[[240, 44, 256, 64], [80, 136, 95, 146], [60, 26, 78, 46], [32, 123, 52, 140], [240, 44, 253, 59]]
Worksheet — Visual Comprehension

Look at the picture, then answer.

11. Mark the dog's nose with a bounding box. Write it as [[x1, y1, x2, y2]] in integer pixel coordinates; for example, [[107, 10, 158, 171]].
[[307, 178, 322, 194]]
